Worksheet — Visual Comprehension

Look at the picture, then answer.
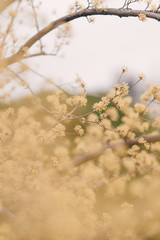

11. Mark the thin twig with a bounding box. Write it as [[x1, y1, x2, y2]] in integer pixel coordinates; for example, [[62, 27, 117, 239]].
[[30, 0, 43, 51], [117, 72, 123, 83], [141, 97, 155, 114], [46, 103, 80, 132], [28, 65, 64, 91], [7, 67, 57, 114], [1, 0, 21, 56]]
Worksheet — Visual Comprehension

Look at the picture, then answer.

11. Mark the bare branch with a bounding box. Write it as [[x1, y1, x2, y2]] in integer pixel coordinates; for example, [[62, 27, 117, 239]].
[[1, 8, 160, 67], [46, 103, 80, 132], [7, 67, 55, 114], [1, 0, 21, 55], [30, 0, 43, 51], [73, 142, 122, 167], [73, 133, 160, 166], [22, 52, 58, 58]]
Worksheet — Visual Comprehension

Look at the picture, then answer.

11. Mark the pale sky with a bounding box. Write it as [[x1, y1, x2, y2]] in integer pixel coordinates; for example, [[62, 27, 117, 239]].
[[2, 0, 160, 98]]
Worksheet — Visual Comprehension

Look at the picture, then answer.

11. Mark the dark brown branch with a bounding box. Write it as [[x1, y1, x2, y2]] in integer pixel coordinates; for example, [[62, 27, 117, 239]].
[[126, 133, 160, 146], [1, 8, 160, 67], [73, 133, 160, 166]]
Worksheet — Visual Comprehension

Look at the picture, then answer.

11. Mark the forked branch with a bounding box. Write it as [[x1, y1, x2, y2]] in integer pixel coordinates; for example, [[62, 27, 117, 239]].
[[1, 7, 160, 67]]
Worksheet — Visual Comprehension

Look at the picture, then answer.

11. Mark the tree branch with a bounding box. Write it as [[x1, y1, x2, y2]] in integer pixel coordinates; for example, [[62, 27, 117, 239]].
[[1, 8, 160, 67], [0, 0, 17, 13], [73, 133, 160, 166]]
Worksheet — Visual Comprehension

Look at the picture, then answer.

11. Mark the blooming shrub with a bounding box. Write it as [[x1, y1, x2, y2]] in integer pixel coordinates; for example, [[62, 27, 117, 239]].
[[0, 79, 160, 240]]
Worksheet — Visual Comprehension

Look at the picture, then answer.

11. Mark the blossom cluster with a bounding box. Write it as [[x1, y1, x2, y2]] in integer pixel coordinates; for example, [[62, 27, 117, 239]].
[[0, 80, 159, 239]]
